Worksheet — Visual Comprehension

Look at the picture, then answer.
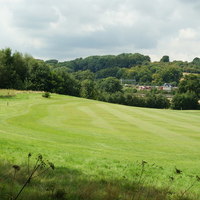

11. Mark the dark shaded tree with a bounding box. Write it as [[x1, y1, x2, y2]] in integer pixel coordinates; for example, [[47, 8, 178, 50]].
[[171, 92, 199, 110], [26, 60, 53, 91], [160, 55, 170, 63], [192, 57, 200, 65], [57, 53, 150, 72], [0, 48, 28, 89], [95, 67, 120, 79], [45, 59, 58, 66], [80, 79, 96, 99], [145, 94, 170, 109], [153, 66, 182, 85], [74, 70, 95, 81], [52, 69, 80, 96], [97, 77, 122, 93], [178, 74, 200, 98]]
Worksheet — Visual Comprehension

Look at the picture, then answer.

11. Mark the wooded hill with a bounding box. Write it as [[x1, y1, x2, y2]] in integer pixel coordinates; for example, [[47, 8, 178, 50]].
[[0, 48, 199, 109], [46, 53, 200, 86]]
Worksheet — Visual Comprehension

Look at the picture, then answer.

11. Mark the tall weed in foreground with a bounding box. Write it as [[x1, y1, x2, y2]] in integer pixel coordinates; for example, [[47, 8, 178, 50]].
[[0, 153, 54, 200], [0, 157, 200, 200]]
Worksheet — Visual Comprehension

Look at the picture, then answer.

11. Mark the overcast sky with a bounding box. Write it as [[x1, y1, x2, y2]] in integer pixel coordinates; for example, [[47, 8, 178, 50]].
[[0, 0, 200, 61]]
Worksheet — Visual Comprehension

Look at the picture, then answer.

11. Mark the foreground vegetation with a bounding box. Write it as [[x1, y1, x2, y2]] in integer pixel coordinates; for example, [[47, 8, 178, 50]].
[[0, 91, 200, 199]]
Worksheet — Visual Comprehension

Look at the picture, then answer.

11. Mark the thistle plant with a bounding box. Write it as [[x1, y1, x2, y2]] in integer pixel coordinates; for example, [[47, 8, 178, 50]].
[[27, 153, 32, 175], [138, 160, 147, 185], [13, 153, 55, 200]]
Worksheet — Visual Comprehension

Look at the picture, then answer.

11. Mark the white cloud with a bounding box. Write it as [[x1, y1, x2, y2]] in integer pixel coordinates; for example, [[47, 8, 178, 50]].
[[99, 6, 138, 27], [179, 28, 197, 40], [0, 0, 199, 61], [151, 27, 200, 61]]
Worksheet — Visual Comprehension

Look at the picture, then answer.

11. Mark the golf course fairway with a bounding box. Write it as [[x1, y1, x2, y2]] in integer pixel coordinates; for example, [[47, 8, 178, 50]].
[[0, 91, 200, 199]]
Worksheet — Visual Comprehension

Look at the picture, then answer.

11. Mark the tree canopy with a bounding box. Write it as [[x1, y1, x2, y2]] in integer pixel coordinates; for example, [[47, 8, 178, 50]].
[[0, 48, 199, 110], [178, 74, 200, 98], [160, 55, 170, 63]]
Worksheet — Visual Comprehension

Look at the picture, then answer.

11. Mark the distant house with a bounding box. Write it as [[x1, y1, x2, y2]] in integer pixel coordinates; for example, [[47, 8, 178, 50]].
[[138, 83, 174, 91], [162, 83, 172, 91], [138, 86, 152, 90], [163, 83, 172, 87]]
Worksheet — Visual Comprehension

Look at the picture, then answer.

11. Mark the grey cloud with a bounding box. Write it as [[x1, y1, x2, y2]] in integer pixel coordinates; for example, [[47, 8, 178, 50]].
[[0, 0, 200, 61], [11, 4, 59, 29], [179, 0, 199, 3]]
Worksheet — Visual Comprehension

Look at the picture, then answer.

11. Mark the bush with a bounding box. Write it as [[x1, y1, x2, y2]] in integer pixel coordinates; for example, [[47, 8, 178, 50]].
[[145, 94, 170, 109], [42, 92, 51, 98], [171, 92, 199, 110], [97, 77, 122, 93], [124, 93, 146, 107]]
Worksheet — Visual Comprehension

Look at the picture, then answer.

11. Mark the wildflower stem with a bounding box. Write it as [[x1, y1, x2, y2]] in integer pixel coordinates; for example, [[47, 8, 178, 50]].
[[32, 167, 51, 178], [14, 164, 40, 200], [180, 179, 197, 198]]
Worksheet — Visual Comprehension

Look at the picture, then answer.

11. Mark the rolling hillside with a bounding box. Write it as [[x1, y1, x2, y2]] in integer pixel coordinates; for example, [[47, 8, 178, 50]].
[[0, 91, 200, 199]]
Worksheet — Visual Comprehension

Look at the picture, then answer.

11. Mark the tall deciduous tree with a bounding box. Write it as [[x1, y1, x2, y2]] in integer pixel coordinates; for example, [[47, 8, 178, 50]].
[[153, 66, 182, 85], [97, 77, 122, 93], [178, 74, 200, 98], [171, 92, 199, 110], [80, 79, 96, 99], [160, 55, 170, 62]]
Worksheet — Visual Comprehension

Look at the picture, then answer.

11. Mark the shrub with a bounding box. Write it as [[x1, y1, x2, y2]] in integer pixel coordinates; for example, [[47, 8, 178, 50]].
[[42, 92, 51, 98], [144, 94, 170, 109], [171, 92, 199, 110]]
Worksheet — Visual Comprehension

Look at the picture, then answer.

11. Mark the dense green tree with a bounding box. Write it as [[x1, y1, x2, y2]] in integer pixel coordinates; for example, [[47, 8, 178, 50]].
[[98, 91, 125, 104], [126, 66, 153, 84], [152, 73, 163, 85], [0, 48, 27, 89], [0, 64, 19, 89], [97, 77, 122, 93], [26, 60, 53, 91], [171, 92, 199, 110], [160, 55, 170, 62], [116, 68, 128, 79], [192, 57, 200, 65], [80, 79, 96, 99], [153, 66, 182, 85], [0, 48, 13, 66], [145, 94, 170, 109], [178, 74, 200, 98], [124, 93, 145, 107], [57, 53, 150, 72], [95, 67, 120, 79], [52, 69, 80, 96], [45, 59, 58, 66], [73, 70, 95, 81], [13, 52, 27, 79], [181, 59, 200, 73]]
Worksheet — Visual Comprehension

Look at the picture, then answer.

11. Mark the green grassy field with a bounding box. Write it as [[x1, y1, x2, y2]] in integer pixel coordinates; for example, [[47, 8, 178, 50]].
[[0, 90, 200, 199]]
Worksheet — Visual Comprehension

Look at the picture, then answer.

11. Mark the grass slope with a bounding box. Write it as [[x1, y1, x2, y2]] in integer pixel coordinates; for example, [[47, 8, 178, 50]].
[[0, 90, 200, 199]]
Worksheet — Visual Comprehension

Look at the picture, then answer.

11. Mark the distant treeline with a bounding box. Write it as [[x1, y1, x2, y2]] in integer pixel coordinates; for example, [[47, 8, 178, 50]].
[[46, 53, 200, 86], [47, 53, 200, 74], [47, 53, 151, 72], [0, 48, 199, 109]]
